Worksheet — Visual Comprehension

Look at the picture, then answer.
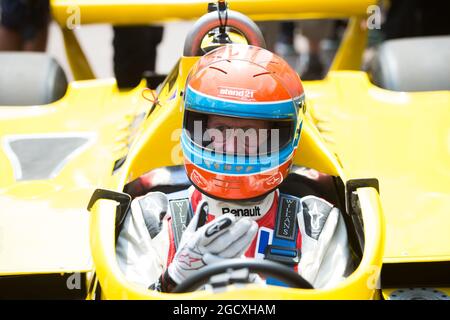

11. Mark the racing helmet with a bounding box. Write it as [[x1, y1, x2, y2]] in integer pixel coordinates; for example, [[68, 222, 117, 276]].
[[181, 44, 305, 201]]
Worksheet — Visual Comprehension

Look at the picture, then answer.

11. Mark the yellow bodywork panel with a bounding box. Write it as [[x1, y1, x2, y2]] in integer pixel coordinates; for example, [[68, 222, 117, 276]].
[[53, 0, 372, 80], [51, 0, 376, 26], [306, 71, 450, 263], [329, 17, 368, 71], [87, 57, 384, 300], [61, 28, 96, 80], [0, 0, 445, 300], [0, 80, 149, 275], [90, 176, 383, 299]]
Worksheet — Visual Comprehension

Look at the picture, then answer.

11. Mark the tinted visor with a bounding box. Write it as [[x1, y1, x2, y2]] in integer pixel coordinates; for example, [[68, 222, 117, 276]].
[[184, 110, 294, 156]]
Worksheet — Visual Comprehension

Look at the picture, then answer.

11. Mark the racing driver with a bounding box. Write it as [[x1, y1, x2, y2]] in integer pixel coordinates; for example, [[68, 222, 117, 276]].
[[116, 44, 352, 292]]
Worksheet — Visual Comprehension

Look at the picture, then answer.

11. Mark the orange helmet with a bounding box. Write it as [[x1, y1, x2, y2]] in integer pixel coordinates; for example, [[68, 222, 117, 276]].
[[182, 44, 305, 201]]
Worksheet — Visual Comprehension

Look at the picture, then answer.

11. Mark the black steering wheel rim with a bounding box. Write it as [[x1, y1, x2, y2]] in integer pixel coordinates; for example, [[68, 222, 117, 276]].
[[173, 258, 313, 293]]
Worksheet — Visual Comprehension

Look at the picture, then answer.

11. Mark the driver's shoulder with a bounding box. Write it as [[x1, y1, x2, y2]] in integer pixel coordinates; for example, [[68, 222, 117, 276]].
[[131, 187, 195, 228], [132, 191, 169, 218], [279, 183, 342, 243], [295, 194, 343, 246], [132, 186, 194, 214]]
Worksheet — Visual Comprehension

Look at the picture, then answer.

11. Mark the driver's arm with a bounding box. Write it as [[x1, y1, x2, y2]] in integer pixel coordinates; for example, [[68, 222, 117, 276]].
[[297, 196, 353, 289], [116, 192, 170, 289], [117, 196, 258, 293]]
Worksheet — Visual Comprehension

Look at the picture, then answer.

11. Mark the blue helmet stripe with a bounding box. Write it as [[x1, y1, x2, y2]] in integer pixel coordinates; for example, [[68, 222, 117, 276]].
[[185, 86, 301, 120]]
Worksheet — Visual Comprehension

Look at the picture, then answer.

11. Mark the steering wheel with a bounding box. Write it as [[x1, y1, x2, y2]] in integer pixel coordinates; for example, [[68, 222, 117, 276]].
[[183, 9, 266, 56], [173, 258, 313, 293]]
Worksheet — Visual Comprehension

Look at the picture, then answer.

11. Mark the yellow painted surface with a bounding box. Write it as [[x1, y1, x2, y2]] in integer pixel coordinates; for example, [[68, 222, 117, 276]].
[[88, 57, 384, 299], [2, 0, 446, 299], [61, 28, 96, 80], [51, 0, 376, 26], [53, 0, 371, 83], [90, 187, 384, 299], [329, 17, 368, 71], [0, 79, 148, 274], [306, 71, 450, 262]]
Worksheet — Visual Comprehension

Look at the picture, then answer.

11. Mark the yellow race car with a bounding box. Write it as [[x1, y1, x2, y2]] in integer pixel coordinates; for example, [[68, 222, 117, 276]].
[[0, 0, 447, 300]]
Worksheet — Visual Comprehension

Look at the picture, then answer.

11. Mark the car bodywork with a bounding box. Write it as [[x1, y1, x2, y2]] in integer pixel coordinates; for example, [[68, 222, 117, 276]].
[[0, 0, 448, 299], [0, 78, 148, 297]]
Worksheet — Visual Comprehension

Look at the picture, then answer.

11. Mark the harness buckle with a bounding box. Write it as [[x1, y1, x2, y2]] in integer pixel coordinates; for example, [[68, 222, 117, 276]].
[[264, 245, 301, 266]]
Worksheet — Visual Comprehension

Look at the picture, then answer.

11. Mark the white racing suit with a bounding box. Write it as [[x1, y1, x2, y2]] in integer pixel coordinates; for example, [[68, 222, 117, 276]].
[[116, 168, 352, 291]]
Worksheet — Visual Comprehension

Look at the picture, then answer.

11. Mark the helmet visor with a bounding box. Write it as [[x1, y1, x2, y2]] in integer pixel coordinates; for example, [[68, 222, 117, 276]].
[[184, 110, 294, 156]]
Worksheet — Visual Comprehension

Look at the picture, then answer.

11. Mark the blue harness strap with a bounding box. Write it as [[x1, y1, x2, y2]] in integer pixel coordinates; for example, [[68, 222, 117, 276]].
[[166, 189, 194, 251], [265, 193, 301, 287]]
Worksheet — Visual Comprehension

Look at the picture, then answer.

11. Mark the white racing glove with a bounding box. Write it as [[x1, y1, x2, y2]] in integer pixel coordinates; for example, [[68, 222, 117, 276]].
[[168, 201, 258, 285]]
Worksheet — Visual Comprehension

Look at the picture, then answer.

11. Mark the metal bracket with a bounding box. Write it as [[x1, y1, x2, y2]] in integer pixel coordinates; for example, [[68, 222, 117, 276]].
[[345, 178, 379, 256], [87, 189, 131, 236], [345, 178, 379, 215]]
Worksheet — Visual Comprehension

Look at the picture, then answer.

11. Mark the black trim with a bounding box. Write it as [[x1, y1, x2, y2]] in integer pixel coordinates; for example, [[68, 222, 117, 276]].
[[345, 178, 380, 213], [169, 198, 193, 250], [87, 189, 131, 213], [143, 71, 168, 89], [345, 178, 379, 256], [334, 177, 363, 260], [94, 282, 102, 300], [274, 195, 298, 241], [381, 261, 450, 288], [87, 189, 132, 239], [0, 273, 87, 299], [112, 156, 127, 173], [88, 273, 97, 298], [195, 201, 209, 231], [161, 270, 178, 293]]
